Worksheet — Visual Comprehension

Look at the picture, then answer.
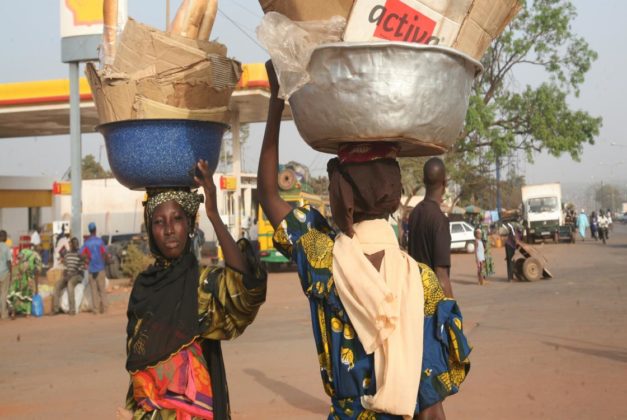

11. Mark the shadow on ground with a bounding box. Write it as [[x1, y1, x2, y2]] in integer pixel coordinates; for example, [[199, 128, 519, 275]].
[[243, 368, 328, 414], [542, 341, 627, 363]]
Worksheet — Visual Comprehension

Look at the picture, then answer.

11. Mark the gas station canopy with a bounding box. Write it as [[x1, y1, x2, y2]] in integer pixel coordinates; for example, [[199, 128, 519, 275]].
[[0, 63, 293, 139]]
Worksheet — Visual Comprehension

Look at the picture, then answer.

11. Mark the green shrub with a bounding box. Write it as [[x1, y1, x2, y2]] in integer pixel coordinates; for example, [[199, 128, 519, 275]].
[[122, 244, 154, 284]]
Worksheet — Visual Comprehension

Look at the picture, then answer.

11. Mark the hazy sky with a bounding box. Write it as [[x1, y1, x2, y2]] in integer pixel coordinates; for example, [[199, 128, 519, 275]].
[[0, 0, 625, 187]]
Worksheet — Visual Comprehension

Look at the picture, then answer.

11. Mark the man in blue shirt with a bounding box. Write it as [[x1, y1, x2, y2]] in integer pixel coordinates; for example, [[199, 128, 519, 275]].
[[80, 222, 108, 314]]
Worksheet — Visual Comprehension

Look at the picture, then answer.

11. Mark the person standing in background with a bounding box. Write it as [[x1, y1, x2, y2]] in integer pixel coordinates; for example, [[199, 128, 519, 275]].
[[590, 211, 599, 240], [505, 223, 518, 282], [30, 224, 41, 249], [30, 224, 42, 263], [598, 211, 609, 243], [577, 209, 589, 241], [408, 158, 454, 297], [474, 229, 486, 286], [53, 231, 70, 269], [52, 237, 84, 315], [0, 230, 12, 319], [192, 222, 205, 264], [80, 222, 108, 314], [8, 247, 42, 318]]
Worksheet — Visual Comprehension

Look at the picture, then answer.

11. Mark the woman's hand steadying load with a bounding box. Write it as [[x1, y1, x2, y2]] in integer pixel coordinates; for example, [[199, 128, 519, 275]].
[[194, 159, 218, 219], [266, 60, 282, 103], [194, 159, 249, 274]]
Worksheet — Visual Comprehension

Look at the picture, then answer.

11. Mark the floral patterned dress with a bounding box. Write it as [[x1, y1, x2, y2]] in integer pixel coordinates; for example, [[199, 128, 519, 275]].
[[273, 206, 471, 419], [7, 249, 41, 315]]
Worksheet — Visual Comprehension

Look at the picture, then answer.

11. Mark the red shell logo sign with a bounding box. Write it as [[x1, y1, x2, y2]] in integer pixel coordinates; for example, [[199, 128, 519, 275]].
[[65, 0, 104, 26]]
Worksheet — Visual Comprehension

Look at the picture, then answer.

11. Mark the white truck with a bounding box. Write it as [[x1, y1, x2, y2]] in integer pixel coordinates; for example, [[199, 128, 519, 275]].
[[521, 183, 570, 243]]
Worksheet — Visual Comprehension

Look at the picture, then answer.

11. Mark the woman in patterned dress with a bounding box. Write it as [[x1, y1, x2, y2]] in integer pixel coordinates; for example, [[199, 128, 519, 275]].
[[257, 62, 471, 419], [120, 160, 267, 420], [7, 247, 41, 318]]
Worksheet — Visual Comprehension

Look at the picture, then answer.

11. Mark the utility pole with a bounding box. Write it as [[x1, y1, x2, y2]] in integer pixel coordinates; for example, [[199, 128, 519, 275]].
[[61, 4, 101, 239], [60, 0, 127, 239], [495, 154, 502, 216]]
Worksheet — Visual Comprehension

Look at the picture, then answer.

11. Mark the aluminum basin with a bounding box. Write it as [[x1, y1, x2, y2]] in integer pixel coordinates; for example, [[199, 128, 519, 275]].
[[97, 119, 226, 190], [289, 42, 482, 157]]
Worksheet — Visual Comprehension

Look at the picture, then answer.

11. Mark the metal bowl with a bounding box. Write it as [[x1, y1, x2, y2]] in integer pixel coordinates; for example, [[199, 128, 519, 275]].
[[289, 42, 482, 157], [97, 119, 226, 190]]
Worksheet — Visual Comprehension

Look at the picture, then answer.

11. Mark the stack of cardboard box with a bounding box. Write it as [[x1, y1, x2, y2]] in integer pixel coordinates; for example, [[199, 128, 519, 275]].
[[86, 19, 241, 126], [259, 0, 522, 60]]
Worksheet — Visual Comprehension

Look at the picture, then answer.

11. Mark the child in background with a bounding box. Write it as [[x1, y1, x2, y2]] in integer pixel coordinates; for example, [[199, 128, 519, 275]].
[[475, 229, 486, 286]]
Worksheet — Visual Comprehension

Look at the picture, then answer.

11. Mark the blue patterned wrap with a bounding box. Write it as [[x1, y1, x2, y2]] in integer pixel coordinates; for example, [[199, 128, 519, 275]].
[[272, 206, 472, 419]]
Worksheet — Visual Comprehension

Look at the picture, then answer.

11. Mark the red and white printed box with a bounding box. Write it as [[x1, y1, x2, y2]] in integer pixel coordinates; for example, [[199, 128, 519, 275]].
[[343, 0, 522, 60], [344, 0, 471, 47]]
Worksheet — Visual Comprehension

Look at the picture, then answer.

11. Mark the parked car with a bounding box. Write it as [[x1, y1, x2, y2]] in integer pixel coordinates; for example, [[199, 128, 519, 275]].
[[450, 221, 476, 253]]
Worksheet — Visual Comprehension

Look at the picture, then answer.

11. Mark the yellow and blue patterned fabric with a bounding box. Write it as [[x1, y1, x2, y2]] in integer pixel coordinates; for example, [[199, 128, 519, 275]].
[[273, 206, 471, 419]]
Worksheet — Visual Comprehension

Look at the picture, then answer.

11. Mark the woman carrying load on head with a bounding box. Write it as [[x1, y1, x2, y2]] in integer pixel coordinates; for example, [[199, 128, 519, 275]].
[[258, 61, 470, 420], [7, 247, 42, 319], [119, 160, 267, 420]]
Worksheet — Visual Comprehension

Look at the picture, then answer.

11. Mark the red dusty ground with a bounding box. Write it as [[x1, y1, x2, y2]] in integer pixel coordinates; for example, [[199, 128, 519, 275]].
[[1, 226, 626, 419]]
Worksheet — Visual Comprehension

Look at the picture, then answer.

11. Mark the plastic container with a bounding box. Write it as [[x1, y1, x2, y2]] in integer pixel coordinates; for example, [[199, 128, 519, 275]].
[[98, 119, 226, 190]]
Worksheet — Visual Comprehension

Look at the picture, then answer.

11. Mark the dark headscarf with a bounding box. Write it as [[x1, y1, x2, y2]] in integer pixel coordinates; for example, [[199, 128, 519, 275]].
[[327, 157, 402, 237], [125, 188, 204, 372]]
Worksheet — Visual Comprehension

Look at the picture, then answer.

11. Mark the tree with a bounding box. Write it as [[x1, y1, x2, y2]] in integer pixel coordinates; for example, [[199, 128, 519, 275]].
[[434, 0, 601, 207], [398, 157, 428, 201], [463, 0, 601, 152], [81, 154, 112, 179], [499, 174, 526, 210], [595, 184, 622, 211]]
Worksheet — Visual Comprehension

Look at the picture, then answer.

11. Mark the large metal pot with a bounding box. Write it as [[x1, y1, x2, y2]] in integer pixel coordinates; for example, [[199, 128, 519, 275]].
[[98, 119, 226, 190], [289, 42, 482, 157]]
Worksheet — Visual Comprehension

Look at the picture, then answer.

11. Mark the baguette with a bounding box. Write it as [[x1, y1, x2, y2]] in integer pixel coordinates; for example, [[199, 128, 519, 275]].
[[103, 0, 119, 65], [197, 0, 218, 41], [169, 0, 190, 34], [170, 0, 209, 39]]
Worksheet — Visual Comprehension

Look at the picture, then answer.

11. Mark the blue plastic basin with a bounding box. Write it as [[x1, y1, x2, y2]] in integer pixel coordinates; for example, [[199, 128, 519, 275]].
[[97, 119, 226, 190]]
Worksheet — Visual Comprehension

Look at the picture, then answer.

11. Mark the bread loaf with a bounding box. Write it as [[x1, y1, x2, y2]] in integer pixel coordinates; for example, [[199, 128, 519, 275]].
[[170, 0, 209, 39], [103, 0, 119, 65], [197, 0, 218, 40]]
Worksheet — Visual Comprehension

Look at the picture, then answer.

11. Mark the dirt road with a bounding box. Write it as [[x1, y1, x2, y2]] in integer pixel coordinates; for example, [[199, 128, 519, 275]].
[[1, 226, 626, 419]]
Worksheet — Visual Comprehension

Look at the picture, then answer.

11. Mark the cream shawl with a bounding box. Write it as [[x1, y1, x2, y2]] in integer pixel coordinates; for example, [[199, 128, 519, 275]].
[[333, 219, 424, 418]]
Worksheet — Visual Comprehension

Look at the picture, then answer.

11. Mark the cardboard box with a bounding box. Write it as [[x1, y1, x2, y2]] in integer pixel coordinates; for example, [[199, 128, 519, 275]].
[[86, 18, 242, 125], [344, 0, 465, 46], [45, 268, 64, 287], [259, 0, 354, 21], [343, 0, 521, 59], [43, 295, 53, 315], [453, 0, 522, 59]]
